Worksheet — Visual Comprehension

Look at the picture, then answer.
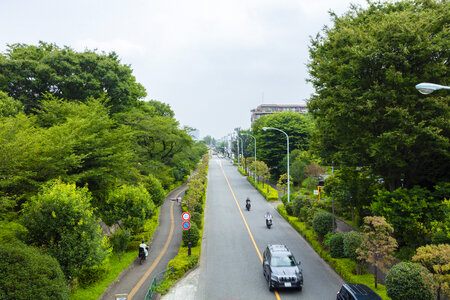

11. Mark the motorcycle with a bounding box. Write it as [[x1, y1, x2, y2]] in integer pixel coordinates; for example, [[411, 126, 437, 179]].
[[246, 201, 251, 211], [266, 217, 273, 229]]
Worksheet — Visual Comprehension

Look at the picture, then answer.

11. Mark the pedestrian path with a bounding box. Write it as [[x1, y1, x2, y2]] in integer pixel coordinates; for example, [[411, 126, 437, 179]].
[[99, 184, 186, 300]]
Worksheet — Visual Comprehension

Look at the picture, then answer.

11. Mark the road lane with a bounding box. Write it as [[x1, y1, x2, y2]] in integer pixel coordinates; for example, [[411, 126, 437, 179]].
[[195, 157, 344, 299]]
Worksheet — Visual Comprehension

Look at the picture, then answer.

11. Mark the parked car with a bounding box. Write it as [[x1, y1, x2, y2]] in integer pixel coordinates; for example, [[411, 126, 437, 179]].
[[262, 244, 303, 291], [337, 283, 382, 300]]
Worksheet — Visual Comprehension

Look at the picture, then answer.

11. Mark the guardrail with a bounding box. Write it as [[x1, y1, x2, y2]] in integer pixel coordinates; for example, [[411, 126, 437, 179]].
[[144, 266, 174, 300]]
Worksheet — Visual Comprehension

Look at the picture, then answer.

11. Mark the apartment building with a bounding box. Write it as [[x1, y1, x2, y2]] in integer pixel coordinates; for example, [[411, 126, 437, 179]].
[[250, 104, 308, 124]]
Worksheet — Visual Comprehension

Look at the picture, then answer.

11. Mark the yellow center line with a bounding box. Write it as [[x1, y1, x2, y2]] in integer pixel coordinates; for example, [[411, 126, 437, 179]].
[[220, 164, 281, 300], [128, 189, 183, 299]]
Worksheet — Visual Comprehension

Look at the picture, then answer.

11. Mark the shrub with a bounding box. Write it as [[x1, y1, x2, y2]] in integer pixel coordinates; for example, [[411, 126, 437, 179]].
[[285, 202, 294, 216], [193, 202, 203, 214], [385, 262, 435, 300], [182, 223, 200, 247], [110, 228, 131, 261], [343, 231, 363, 261], [77, 263, 109, 288], [312, 212, 333, 239], [0, 242, 69, 299], [329, 233, 345, 258], [191, 212, 202, 229]]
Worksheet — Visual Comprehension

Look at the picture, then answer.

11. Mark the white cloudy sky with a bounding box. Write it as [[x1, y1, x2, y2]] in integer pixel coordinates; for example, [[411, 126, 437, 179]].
[[0, 0, 370, 139]]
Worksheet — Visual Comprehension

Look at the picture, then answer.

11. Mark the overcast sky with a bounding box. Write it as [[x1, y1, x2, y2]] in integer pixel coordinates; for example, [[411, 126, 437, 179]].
[[1, 0, 369, 139]]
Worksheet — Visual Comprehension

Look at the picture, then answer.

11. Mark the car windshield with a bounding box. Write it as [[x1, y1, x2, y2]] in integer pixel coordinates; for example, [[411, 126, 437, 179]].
[[271, 255, 296, 267]]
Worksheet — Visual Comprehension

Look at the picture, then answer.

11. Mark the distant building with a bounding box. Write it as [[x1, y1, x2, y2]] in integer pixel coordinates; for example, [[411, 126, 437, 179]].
[[250, 104, 308, 124]]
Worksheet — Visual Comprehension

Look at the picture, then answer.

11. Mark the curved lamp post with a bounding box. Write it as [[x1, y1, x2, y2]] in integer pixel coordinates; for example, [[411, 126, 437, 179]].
[[262, 127, 290, 203], [243, 133, 257, 183], [416, 82, 450, 94]]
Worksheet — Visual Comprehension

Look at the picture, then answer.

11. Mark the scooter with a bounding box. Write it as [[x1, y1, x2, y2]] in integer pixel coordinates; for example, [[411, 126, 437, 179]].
[[266, 217, 272, 229], [246, 201, 251, 211]]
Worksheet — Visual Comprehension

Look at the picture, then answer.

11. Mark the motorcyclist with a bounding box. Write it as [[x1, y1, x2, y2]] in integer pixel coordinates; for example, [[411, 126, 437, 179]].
[[245, 197, 251, 210], [265, 212, 272, 222], [139, 240, 149, 258]]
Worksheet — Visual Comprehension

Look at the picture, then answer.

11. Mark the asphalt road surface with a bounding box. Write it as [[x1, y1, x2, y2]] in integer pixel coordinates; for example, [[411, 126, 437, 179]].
[[191, 157, 344, 300]]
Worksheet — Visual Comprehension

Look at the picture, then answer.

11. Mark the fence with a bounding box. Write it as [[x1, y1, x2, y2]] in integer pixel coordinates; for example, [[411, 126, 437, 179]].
[[144, 266, 174, 300]]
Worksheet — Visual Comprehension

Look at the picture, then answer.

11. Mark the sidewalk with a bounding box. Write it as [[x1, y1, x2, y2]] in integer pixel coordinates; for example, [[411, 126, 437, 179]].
[[99, 184, 186, 300]]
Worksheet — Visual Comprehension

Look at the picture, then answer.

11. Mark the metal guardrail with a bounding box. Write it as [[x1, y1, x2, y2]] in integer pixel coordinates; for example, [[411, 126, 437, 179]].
[[144, 266, 174, 300]]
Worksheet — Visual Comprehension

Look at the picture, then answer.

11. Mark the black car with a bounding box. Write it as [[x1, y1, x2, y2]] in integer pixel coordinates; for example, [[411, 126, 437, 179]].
[[337, 283, 382, 300], [262, 244, 303, 291]]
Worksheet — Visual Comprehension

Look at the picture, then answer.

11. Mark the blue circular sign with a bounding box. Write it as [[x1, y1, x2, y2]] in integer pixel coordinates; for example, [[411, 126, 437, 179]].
[[182, 221, 191, 230]]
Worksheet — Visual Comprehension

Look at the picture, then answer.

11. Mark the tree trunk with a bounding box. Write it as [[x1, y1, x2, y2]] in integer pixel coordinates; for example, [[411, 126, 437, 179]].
[[374, 265, 378, 288]]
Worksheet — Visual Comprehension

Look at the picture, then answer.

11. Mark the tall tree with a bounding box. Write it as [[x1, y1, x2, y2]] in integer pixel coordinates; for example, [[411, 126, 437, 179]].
[[307, 0, 449, 191], [253, 111, 314, 178], [0, 42, 146, 114]]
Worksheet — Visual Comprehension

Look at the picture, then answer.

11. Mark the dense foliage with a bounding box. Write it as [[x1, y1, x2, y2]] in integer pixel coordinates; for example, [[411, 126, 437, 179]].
[[0, 242, 69, 300], [0, 42, 207, 293], [22, 180, 108, 280], [0, 42, 146, 114], [307, 0, 449, 191]]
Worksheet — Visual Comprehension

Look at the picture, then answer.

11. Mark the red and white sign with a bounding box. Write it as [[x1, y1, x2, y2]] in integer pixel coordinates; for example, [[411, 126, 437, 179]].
[[181, 212, 191, 221], [182, 221, 191, 230]]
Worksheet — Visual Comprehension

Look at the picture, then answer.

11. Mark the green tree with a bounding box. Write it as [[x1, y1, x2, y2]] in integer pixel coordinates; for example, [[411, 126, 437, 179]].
[[0, 91, 23, 118], [412, 244, 450, 300], [0, 42, 146, 114], [357, 216, 398, 288], [103, 184, 155, 230], [0, 242, 69, 300], [290, 159, 308, 187], [386, 262, 435, 300], [307, 0, 450, 191], [254, 111, 314, 179], [36, 96, 140, 203], [21, 180, 108, 280], [141, 174, 166, 206], [371, 186, 442, 247], [250, 160, 269, 184]]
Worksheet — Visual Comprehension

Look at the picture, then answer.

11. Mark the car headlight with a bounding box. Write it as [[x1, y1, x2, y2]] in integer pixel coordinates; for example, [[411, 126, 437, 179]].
[[270, 275, 278, 281]]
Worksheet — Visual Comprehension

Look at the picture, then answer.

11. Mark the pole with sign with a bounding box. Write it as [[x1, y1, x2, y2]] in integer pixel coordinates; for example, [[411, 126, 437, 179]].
[[181, 212, 191, 256]]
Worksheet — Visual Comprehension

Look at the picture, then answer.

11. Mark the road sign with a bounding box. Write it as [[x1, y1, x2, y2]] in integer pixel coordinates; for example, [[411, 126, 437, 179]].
[[182, 221, 191, 230], [181, 212, 191, 221]]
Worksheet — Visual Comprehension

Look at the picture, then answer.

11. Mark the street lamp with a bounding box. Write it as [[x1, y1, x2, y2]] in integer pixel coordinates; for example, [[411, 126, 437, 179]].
[[415, 82, 450, 94], [242, 133, 257, 183], [262, 127, 290, 203]]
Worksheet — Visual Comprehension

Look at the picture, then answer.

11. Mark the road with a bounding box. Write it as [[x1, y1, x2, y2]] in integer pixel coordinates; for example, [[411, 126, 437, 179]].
[[192, 156, 344, 300]]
